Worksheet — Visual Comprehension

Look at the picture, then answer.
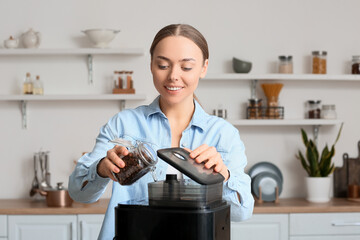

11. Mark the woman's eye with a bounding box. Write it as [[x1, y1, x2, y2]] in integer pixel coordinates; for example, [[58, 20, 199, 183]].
[[158, 65, 169, 70], [182, 67, 192, 71]]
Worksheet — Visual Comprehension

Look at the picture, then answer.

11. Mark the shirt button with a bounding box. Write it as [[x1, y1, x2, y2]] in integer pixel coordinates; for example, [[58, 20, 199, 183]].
[[181, 143, 187, 147]]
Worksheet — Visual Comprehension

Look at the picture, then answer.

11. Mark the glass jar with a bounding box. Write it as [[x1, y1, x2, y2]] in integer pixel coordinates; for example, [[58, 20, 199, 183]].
[[247, 98, 262, 119], [352, 55, 360, 74], [110, 139, 158, 185], [312, 51, 327, 74], [278, 55, 293, 73], [307, 100, 321, 119], [321, 104, 337, 119]]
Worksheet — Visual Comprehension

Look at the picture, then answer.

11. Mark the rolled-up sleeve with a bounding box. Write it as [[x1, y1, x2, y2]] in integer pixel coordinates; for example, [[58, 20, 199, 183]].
[[221, 128, 254, 221], [68, 121, 117, 203]]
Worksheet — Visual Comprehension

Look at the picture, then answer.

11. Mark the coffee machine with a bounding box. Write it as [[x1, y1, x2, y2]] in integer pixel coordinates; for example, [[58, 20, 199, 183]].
[[114, 148, 230, 240]]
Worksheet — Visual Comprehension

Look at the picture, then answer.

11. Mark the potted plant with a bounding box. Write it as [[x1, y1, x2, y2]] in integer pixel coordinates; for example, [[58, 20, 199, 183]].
[[296, 123, 343, 202]]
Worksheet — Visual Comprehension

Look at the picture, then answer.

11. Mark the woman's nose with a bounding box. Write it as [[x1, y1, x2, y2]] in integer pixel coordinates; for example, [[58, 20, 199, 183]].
[[168, 66, 181, 81]]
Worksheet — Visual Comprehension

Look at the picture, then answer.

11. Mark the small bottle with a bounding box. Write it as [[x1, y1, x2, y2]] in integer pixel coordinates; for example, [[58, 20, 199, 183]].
[[278, 56, 293, 73], [321, 105, 337, 119], [23, 72, 33, 94], [312, 51, 327, 74], [307, 100, 321, 119], [33, 75, 44, 95], [351, 55, 360, 74]]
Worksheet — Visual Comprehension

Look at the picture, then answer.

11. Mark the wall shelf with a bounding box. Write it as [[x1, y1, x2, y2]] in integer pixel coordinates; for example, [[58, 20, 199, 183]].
[[0, 48, 144, 85], [204, 73, 360, 81], [0, 94, 146, 129], [229, 119, 342, 126]]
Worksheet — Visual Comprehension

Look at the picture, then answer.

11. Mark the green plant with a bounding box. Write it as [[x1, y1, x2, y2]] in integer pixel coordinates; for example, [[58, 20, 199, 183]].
[[296, 123, 343, 177]]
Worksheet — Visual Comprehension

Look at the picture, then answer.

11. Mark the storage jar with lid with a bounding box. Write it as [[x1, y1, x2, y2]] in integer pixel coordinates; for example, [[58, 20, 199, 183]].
[[278, 55, 293, 73], [321, 104, 337, 119], [352, 55, 360, 74], [312, 51, 327, 74], [110, 138, 158, 185], [307, 100, 321, 119]]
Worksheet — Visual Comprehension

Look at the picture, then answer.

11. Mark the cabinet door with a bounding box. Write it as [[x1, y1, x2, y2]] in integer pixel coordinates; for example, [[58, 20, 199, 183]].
[[290, 236, 360, 240], [231, 214, 288, 240], [77, 214, 104, 240], [8, 215, 77, 240], [0, 215, 7, 237]]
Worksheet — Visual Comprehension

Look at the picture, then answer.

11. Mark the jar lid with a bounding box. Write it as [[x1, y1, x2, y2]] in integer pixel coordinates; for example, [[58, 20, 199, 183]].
[[308, 100, 321, 104], [279, 55, 292, 61], [352, 55, 360, 60], [312, 51, 327, 56], [138, 142, 158, 166], [322, 104, 335, 110], [248, 98, 262, 103]]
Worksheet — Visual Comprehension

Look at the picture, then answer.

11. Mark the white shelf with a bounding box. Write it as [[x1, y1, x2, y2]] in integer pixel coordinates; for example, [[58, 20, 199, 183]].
[[0, 48, 144, 56], [229, 119, 342, 126], [0, 94, 146, 101], [204, 73, 360, 81]]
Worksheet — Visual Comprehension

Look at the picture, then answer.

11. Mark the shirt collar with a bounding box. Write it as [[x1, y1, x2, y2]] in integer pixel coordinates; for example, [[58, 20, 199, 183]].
[[145, 96, 208, 131]]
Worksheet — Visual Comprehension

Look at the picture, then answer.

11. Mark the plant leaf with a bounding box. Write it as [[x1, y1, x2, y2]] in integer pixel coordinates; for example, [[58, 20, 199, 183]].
[[307, 142, 320, 177], [301, 128, 309, 147], [297, 150, 310, 176]]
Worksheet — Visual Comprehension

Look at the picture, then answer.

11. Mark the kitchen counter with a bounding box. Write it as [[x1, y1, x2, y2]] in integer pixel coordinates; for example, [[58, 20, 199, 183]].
[[0, 198, 359, 215]]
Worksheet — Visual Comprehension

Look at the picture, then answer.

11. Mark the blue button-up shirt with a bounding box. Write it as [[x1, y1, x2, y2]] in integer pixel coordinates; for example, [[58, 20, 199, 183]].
[[69, 96, 254, 240]]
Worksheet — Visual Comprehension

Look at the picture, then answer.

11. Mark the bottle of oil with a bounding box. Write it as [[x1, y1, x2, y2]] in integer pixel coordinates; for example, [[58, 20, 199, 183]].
[[33, 75, 44, 95], [23, 72, 33, 94]]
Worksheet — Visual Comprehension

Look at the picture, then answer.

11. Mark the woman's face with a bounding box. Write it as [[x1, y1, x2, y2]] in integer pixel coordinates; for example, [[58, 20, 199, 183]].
[[151, 36, 208, 106]]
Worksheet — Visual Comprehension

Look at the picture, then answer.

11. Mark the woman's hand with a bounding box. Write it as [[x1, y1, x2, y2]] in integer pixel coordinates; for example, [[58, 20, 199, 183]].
[[97, 145, 129, 181], [186, 144, 229, 181]]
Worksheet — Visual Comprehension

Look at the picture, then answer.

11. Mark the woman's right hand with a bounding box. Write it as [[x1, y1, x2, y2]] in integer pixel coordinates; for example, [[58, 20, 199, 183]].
[[97, 145, 129, 181]]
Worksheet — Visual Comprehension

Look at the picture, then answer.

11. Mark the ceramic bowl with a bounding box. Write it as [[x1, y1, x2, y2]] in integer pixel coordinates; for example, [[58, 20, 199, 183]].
[[232, 57, 252, 73], [82, 29, 120, 48]]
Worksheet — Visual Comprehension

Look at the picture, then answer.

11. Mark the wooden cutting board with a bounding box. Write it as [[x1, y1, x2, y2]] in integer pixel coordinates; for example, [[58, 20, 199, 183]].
[[334, 141, 360, 197]]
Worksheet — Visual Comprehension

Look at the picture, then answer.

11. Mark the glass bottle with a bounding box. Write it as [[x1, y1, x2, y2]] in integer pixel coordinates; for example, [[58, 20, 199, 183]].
[[33, 75, 44, 95], [109, 139, 158, 185], [307, 100, 321, 119], [351, 55, 360, 74], [23, 72, 33, 94], [321, 105, 337, 119], [278, 55, 293, 73], [312, 51, 327, 74]]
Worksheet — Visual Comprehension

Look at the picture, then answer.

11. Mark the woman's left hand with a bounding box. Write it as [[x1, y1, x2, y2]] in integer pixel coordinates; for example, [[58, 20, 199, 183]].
[[186, 144, 229, 181]]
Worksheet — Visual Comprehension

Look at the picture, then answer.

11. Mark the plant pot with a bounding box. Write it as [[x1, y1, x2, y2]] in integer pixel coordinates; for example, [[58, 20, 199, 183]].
[[305, 177, 332, 203]]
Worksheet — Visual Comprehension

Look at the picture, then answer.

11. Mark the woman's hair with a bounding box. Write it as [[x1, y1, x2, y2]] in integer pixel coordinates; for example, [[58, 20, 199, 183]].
[[150, 24, 209, 62]]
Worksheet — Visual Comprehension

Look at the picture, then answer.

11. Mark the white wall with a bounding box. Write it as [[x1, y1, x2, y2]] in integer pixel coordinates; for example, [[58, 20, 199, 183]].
[[1, 0, 359, 199]]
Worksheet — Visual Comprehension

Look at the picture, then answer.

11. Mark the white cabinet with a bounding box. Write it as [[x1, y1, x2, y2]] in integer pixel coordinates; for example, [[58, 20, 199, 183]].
[[231, 214, 289, 240], [77, 214, 104, 240], [8, 215, 77, 240], [0, 215, 7, 239], [290, 213, 360, 240]]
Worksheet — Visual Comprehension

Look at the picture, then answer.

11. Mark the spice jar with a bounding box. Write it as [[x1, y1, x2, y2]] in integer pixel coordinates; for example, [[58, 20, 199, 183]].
[[278, 55, 293, 73], [247, 99, 262, 119], [312, 51, 327, 74], [307, 100, 321, 119], [110, 139, 158, 185], [321, 104, 337, 119], [351, 55, 360, 74]]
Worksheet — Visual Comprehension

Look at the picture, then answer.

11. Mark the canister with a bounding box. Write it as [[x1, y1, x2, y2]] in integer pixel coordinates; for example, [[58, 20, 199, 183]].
[[312, 51, 327, 74]]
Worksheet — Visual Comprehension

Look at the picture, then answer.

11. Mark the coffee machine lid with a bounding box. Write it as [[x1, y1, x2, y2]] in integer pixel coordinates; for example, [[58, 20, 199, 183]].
[[157, 148, 225, 185]]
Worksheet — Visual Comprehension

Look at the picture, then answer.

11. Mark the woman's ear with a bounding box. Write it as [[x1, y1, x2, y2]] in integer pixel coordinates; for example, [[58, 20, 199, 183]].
[[200, 59, 209, 79]]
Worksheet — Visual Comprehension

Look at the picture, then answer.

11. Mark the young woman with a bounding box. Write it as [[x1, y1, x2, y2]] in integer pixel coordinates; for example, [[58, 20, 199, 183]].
[[69, 24, 254, 239]]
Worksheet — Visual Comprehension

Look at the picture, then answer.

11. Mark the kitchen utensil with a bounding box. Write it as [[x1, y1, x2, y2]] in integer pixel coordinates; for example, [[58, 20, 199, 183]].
[[38, 182, 73, 207], [82, 29, 120, 48], [39, 151, 51, 189], [29, 154, 40, 196], [114, 147, 230, 240], [232, 57, 252, 73], [248, 161, 283, 183], [21, 28, 41, 48], [252, 172, 283, 202]]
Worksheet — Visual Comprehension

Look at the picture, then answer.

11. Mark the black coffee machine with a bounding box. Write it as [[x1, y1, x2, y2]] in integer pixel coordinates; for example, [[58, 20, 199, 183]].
[[114, 148, 230, 240]]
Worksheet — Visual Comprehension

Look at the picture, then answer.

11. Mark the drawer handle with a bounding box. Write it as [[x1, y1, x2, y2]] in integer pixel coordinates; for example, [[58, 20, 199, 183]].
[[332, 222, 360, 226]]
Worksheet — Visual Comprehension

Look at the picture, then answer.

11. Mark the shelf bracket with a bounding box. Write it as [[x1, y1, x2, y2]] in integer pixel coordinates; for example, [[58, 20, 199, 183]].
[[120, 100, 125, 111], [21, 100, 27, 129], [87, 54, 93, 85], [313, 125, 320, 145], [250, 79, 258, 99]]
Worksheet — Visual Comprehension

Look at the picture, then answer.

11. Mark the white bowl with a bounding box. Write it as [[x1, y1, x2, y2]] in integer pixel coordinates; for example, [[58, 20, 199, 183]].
[[82, 29, 120, 48]]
